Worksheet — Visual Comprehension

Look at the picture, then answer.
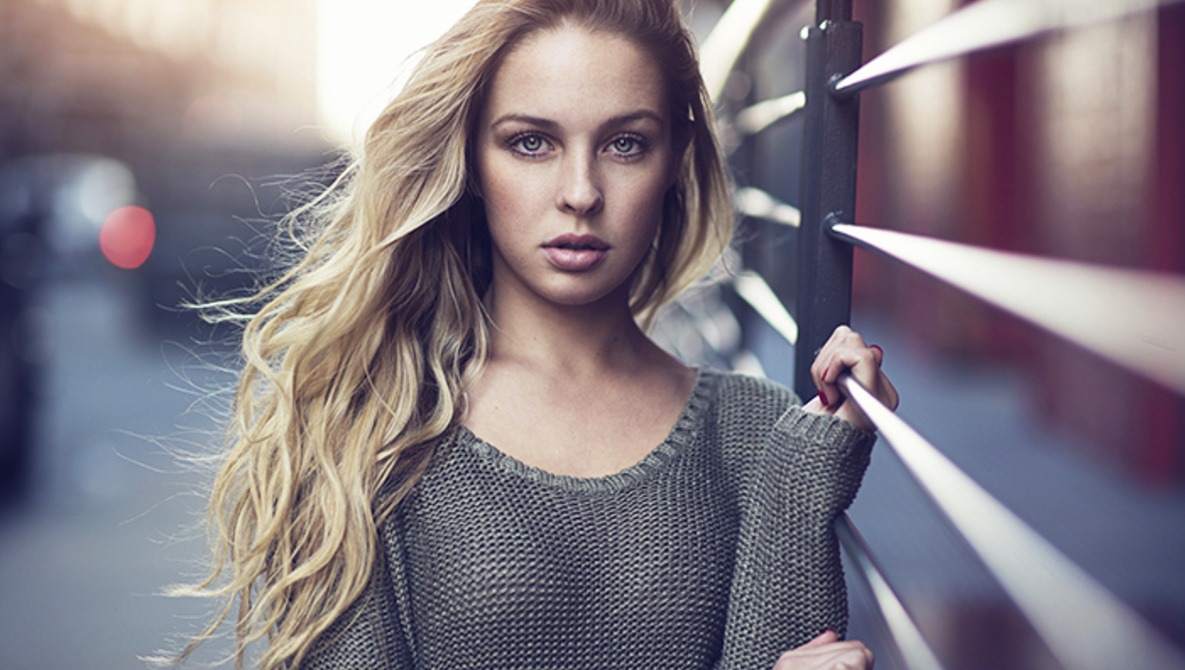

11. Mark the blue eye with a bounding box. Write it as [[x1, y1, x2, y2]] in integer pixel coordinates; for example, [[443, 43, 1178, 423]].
[[607, 135, 647, 157], [510, 133, 549, 156]]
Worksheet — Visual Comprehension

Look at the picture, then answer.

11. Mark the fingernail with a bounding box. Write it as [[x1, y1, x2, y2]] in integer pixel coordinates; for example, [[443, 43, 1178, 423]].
[[870, 344, 883, 356], [823, 365, 832, 382], [818, 389, 830, 407]]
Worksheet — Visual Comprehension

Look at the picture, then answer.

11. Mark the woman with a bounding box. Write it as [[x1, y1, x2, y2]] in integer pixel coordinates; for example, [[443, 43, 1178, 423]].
[[177, 1, 897, 668]]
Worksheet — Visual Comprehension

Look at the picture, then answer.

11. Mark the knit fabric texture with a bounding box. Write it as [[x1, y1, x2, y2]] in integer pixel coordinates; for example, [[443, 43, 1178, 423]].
[[301, 368, 873, 669]]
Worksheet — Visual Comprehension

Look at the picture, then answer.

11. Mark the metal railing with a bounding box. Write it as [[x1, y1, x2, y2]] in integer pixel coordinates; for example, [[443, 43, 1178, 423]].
[[688, 0, 1185, 667]]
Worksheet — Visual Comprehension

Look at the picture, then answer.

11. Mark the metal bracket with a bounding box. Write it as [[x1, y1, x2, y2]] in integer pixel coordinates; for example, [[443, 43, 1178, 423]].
[[793, 5, 863, 400]]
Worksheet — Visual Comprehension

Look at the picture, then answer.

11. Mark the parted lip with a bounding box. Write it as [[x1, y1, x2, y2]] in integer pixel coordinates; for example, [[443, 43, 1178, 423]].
[[542, 233, 610, 251]]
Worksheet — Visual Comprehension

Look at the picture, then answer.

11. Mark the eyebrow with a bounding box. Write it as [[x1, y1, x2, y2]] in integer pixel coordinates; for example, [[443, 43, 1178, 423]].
[[489, 110, 667, 133]]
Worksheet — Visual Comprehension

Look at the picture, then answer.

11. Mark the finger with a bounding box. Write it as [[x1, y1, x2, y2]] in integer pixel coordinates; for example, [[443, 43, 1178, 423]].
[[878, 368, 899, 411], [828, 344, 880, 397], [864, 343, 898, 411], [800, 629, 840, 649], [810, 342, 834, 406], [818, 361, 840, 409], [853, 355, 898, 414], [849, 340, 879, 381], [810, 325, 851, 377], [827, 347, 882, 429], [812, 326, 861, 408], [773, 640, 875, 670], [811, 353, 836, 409]]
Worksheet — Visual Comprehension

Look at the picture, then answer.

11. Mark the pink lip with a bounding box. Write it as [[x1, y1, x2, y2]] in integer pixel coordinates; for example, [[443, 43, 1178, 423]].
[[542, 234, 610, 272]]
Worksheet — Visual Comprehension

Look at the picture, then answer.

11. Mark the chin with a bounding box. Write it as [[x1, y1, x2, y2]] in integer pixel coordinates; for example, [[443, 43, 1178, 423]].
[[538, 280, 629, 310]]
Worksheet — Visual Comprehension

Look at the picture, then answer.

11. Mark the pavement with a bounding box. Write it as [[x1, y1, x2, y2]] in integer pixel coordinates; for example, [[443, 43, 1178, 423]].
[[0, 274, 237, 669], [1, 273, 1182, 669]]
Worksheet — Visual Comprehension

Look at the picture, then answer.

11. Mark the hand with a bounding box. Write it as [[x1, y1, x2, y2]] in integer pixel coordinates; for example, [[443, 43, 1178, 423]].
[[803, 325, 898, 431], [772, 630, 874, 669]]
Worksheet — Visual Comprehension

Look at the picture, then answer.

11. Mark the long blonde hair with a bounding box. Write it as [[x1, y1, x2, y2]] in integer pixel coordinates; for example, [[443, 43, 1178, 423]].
[[177, 1, 733, 667]]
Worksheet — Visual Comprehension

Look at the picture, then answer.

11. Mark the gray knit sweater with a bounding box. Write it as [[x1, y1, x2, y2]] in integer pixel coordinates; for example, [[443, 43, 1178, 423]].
[[302, 368, 873, 669]]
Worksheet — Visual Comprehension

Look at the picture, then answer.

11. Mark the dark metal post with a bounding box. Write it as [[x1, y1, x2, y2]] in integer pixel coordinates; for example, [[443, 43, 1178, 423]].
[[794, 1, 863, 400]]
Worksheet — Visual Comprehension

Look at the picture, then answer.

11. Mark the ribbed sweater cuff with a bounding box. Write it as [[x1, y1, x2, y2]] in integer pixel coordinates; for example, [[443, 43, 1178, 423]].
[[776, 406, 875, 451]]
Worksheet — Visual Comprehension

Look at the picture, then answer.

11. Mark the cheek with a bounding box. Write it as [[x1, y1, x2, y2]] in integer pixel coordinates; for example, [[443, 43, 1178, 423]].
[[478, 168, 537, 260], [479, 157, 545, 223], [635, 152, 679, 217], [623, 174, 671, 230]]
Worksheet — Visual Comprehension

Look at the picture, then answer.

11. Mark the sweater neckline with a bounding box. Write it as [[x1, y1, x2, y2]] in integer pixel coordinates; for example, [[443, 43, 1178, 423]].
[[453, 366, 720, 493]]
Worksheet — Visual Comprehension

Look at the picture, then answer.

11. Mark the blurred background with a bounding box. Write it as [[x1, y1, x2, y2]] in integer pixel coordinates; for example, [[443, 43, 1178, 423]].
[[0, 0, 1181, 668]]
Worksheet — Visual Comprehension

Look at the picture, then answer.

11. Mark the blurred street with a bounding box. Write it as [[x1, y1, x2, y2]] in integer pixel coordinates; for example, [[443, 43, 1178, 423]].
[[1, 271, 1182, 669], [0, 272, 237, 669]]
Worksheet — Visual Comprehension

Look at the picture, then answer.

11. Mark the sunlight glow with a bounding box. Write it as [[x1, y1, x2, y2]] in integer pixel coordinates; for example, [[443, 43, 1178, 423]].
[[316, 0, 478, 148]]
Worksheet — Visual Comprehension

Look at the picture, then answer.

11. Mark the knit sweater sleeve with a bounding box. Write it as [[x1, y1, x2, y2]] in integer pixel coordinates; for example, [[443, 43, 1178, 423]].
[[716, 400, 875, 670], [298, 529, 414, 670]]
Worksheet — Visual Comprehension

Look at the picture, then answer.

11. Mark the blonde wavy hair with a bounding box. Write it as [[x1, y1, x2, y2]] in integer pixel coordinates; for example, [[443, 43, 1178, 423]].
[[175, 0, 733, 667]]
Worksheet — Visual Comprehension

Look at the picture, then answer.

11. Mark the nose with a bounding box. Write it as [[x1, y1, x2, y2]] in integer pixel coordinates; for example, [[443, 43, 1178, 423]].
[[556, 152, 603, 216]]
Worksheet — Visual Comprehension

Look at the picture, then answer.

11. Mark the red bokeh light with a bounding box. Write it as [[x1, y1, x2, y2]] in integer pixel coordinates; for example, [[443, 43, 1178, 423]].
[[100, 205, 156, 269]]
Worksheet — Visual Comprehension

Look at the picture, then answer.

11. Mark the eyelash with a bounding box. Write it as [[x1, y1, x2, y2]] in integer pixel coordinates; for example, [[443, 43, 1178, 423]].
[[606, 133, 648, 159], [505, 132, 650, 160], [508, 132, 552, 157]]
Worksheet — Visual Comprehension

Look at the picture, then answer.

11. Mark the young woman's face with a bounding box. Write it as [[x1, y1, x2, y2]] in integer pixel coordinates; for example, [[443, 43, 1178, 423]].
[[475, 25, 678, 313]]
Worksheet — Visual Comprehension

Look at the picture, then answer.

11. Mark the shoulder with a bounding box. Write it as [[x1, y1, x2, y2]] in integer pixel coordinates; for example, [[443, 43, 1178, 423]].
[[696, 367, 797, 454], [710, 368, 798, 403], [702, 367, 798, 424]]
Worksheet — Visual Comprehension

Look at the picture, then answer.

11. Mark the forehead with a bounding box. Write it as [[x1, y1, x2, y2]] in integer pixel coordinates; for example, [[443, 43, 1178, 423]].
[[482, 25, 669, 124]]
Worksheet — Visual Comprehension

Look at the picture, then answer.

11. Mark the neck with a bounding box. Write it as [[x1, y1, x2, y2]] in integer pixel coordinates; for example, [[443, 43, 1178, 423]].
[[483, 285, 661, 377]]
